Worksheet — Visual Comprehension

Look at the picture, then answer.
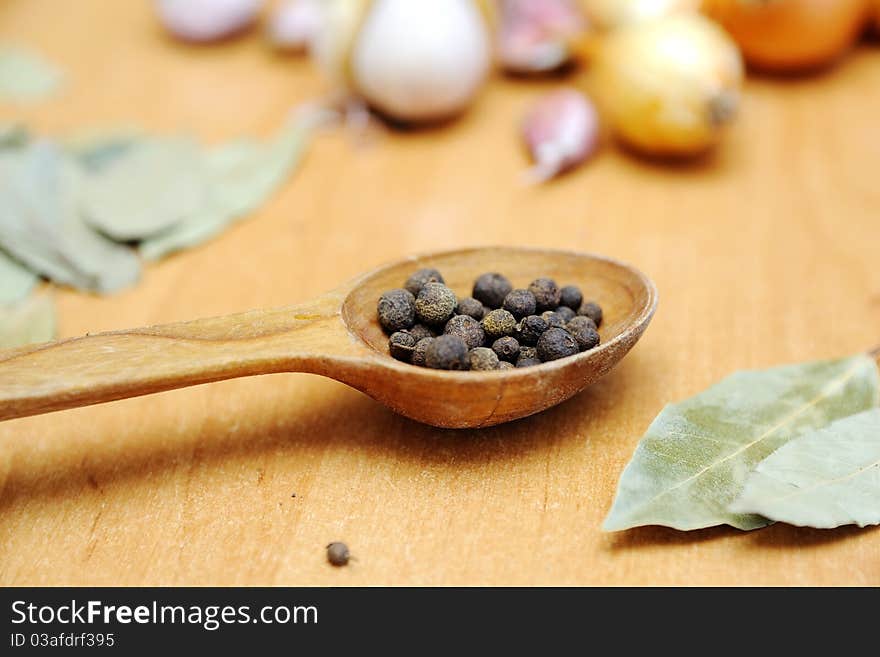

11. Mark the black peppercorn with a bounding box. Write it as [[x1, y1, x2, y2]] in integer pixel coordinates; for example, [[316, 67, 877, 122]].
[[519, 346, 538, 361], [377, 288, 415, 333], [415, 282, 457, 326], [424, 335, 470, 370], [498, 361, 515, 370], [327, 542, 350, 567], [578, 301, 603, 327], [469, 347, 500, 371], [515, 315, 547, 346], [567, 317, 600, 352], [411, 337, 434, 367], [444, 315, 486, 350], [456, 296, 485, 320], [481, 308, 517, 339], [541, 310, 567, 329], [536, 327, 579, 361], [559, 285, 583, 312], [516, 357, 542, 368], [472, 272, 513, 308], [502, 289, 537, 319], [566, 314, 594, 330], [554, 305, 576, 323], [389, 331, 416, 361], [492, 336, 520, 362], [404, 268, 445, 296], [407, 323, 436, 341], [528, 277, 560, 312]]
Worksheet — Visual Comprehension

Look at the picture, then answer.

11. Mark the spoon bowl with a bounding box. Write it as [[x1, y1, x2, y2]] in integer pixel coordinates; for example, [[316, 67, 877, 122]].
[[0, 247, 657, 428]]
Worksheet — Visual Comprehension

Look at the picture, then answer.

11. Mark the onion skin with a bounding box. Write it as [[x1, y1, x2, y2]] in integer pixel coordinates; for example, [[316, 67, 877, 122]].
[[582, 0, 701, 31], [592, 14, 743, 157], [703, 0, 870, 72]]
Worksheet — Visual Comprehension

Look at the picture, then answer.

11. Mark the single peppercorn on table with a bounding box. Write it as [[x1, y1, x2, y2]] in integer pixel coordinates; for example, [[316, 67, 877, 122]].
[[2, 0, 880, 586]]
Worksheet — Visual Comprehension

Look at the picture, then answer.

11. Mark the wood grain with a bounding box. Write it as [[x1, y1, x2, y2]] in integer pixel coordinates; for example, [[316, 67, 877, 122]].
[[1, 0, 879, 585]]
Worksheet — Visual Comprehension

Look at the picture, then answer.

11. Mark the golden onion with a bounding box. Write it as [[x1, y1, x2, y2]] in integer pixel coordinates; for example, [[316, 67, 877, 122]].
[[704, 0, 870, 72], [592, 13, 743, 156]]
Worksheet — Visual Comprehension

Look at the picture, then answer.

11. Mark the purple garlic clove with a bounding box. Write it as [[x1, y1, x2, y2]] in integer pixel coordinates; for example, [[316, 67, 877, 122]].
[[155, 0, 263, 43], [497, 0, 588, 74], [522, 88, 600, 183], [267, 0, 324, 52]]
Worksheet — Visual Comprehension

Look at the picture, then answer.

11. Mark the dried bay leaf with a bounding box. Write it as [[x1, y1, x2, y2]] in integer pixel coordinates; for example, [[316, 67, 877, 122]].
[[0, 45, 62, 102], [0, 141, 141, 293], [139, 114, 316, 260], [0, 123, 30, 149], [65, 129, 140, 171], [729, 409, 880, 529], [603, 355, 880, 532], [0, 293, 55, 349], [138, 208, 233, 262], [80, 138, 208, 240], [0, 247, 37, 304], [205, 115, 313, 217]]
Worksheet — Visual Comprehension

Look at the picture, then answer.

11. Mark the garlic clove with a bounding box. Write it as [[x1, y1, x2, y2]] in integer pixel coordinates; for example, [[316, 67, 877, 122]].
[[348, 0, 491, 123], [155, 0, 264, 42], [522, 88, 600, 183], [592, 13, 743, 157], [583, 0, 701, 31], [497, 0, 589, 74], [267, 0, 324, 52]]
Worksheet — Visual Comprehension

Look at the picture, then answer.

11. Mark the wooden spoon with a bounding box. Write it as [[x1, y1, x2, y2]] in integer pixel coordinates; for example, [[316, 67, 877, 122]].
[[0, 247, 657, 428]]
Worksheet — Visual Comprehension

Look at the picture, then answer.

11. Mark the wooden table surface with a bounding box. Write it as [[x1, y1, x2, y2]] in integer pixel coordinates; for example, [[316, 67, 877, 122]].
[[2, 1, 879, 586]]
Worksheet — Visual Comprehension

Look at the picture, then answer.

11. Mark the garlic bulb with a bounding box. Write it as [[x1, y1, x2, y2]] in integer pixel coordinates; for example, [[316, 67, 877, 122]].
[[592, 14, 743, 156], [497, 0, 589, 74], [155, 0, 263, 42], [314, 0, 492, 124], [582, 0, 701, 31], [267, 0, 323, 51], [523, 88, 600, 182]]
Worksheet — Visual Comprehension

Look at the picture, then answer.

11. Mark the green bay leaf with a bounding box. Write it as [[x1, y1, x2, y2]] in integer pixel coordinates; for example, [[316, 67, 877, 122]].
[[64, 128, 141, 171], [603, 355, 880, 532], [0, 45, 62, 102], [0, 247, 37, 305], [0, 141, 141, 293], [729, 409, 880, 529], [139, 113, 316, 261], [0, 123, 30, 149], [80, 138, 208, 241], [0, 293, 55, 349], [138, 208, 234, 261]]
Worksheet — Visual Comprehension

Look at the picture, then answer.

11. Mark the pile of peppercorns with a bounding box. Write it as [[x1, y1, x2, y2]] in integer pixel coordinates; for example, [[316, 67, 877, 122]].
[[377, 268, 603, 371]]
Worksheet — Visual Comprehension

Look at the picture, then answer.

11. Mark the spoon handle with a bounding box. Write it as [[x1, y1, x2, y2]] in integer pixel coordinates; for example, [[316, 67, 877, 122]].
[[0, 292, 354, 422]]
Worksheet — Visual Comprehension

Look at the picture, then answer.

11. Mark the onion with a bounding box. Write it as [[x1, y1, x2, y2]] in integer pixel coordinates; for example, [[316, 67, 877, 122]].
[[592, 13, 743, 156], [703, 0, 870, 72], [582, 0, 701, 31], [155, 0, 263, 42]]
